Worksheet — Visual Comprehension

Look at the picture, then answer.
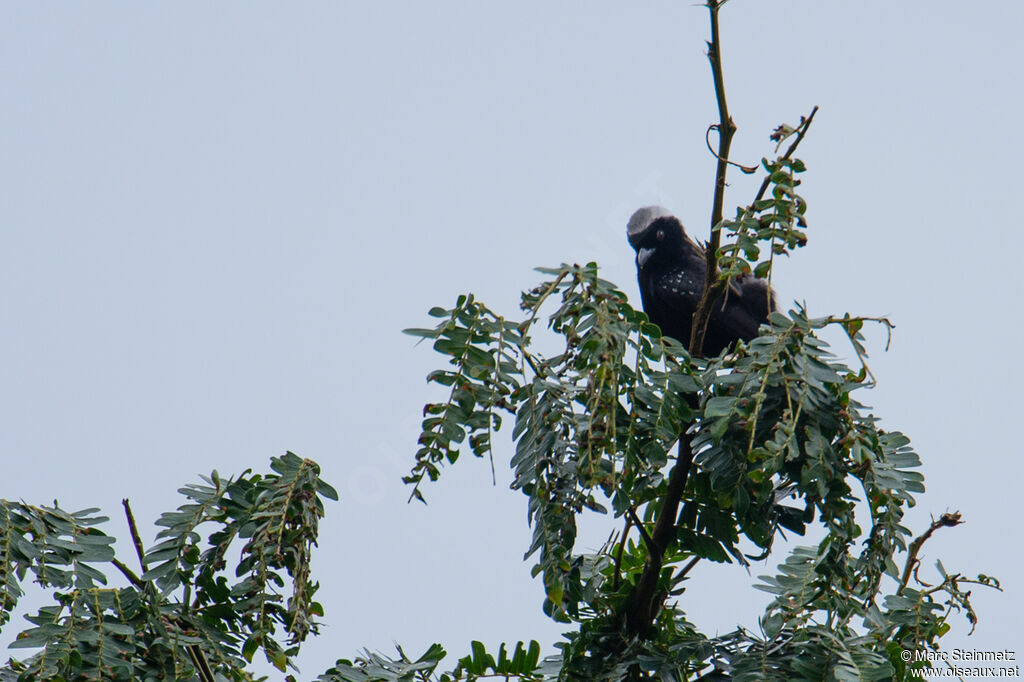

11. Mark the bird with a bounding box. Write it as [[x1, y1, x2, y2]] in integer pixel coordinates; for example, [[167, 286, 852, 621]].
[[626, 206, 775, 356]]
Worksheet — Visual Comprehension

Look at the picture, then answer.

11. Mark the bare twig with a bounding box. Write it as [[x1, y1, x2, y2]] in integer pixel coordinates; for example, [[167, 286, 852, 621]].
[[748, 106, 819, 210], [898, 511, 963, 595], [613, 516, 634, 591], [689, 0, 737, 356], [705, 125, 758, 174], [678, 556, 701, 582], [625, 506, 654, 552], [122, 498, 149, 574], [186, 644, 217, 682], [111, 557, 146, 590]]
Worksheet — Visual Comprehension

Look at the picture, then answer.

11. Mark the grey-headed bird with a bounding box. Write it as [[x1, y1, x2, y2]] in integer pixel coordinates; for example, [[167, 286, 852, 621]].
[[627, 206, 775, 356]]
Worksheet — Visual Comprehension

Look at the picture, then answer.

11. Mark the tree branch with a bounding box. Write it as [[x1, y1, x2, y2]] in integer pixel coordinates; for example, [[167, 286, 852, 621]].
[[678, 555, 701, 582], [898, 511, 963, 595], [623, 0, 729, 639], [122, 498, 149, 573], [612, 515, 634, 591], [622, 2, 817, 648], [705, 125, 757, 174], [625, 506, 654, 552], [689, 0, 737, 356], [186, 644, 217, 682], [624, 435, 696, 638], [749, 105, 819, 209], [111, 557, 146, 590]]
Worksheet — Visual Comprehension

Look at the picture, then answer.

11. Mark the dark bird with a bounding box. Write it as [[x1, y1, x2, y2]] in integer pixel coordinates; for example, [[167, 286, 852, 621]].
[[627, 206, 775, 356]]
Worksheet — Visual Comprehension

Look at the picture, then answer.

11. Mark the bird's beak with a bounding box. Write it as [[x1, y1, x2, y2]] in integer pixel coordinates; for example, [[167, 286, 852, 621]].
[[637, 247, 655, 268]]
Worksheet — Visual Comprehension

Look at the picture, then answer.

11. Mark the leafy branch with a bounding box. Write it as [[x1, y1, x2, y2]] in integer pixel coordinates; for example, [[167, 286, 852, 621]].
[[0, 453, 336, 679], [395, 5, 994, 672]]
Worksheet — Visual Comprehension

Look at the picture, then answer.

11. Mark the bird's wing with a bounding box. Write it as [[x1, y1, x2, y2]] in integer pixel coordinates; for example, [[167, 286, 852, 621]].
[[736, 276, 776, 317]]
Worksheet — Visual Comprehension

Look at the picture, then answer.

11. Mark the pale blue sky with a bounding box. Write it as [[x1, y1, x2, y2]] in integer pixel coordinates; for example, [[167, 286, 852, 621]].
[[2, 1, 1021, 677]]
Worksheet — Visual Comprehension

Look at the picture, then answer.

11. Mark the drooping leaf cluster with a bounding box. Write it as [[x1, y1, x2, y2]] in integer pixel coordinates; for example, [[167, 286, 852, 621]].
[[0, 452, 337, 680]]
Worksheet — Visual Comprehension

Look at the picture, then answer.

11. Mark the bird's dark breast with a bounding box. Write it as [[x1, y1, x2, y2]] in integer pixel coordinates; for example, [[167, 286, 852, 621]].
[[635, 268, 701, 350], [628, 208, 776, 356], [640, 267, 770, 356]]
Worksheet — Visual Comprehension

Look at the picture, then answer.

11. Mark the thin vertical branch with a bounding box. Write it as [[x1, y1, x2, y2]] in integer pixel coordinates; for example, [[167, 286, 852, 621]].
[[689, 0, 737, 356], [613, 515, 634, 591], [624, 436, 696, 637], [122, 498, 149, 573], [624, 1, 734, 639], [749, 105, 818, 209], [897, 512, 963, 596]]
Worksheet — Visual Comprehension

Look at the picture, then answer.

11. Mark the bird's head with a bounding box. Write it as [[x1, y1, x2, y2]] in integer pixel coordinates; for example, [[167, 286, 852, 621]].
[[626, 206, 692, 268]]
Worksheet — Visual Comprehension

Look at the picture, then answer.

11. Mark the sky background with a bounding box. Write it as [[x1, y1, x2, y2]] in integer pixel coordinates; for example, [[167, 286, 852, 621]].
[[2, 1, 1022, 677]]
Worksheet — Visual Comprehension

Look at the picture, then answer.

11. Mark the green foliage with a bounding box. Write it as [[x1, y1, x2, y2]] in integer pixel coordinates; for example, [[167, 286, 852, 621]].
[[319, 641, 555, 682], [393, 122, 998, 676], [1, 131, 997, 682], [0, 183, 1000, 682], [318, 643, 450, 682], [1, 6, 999, 681], [717, 155, 809, 285], [0, 504, 114, 629], [391, 245, 999, 680], [0, 452, 336, 680]]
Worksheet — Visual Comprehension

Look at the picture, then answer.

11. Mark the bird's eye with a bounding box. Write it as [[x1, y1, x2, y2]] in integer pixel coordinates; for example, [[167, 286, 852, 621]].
[[655, 229, 665, 241]]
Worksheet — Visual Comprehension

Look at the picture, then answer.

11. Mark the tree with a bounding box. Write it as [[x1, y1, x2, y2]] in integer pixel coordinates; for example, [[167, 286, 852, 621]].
[[0, 453, 335, 680], [0, 2, 999, 680]]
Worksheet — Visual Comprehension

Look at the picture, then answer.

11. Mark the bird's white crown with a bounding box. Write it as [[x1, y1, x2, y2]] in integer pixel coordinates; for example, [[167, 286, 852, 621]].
[[626, 206, 674, 248]]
